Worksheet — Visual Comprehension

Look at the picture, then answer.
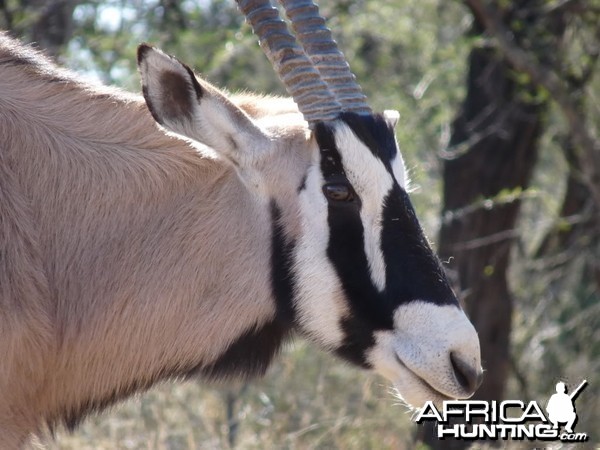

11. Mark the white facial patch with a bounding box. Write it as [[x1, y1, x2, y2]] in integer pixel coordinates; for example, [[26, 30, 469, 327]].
[[332, 124, 394, 292], [367, 301, 481, 408], [293, 157, 347, 348]]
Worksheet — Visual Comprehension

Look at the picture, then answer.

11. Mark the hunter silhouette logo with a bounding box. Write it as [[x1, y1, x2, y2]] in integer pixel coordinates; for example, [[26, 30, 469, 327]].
[[546, 380, 587, 434], [415, 379, 589, 442]]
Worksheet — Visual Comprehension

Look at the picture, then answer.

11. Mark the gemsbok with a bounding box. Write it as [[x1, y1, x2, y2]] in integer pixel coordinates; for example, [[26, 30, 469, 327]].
[[0, 0, 482, 447]]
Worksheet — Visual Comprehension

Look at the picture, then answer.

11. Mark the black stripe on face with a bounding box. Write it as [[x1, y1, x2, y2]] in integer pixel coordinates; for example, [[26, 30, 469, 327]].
[[315, 123, 395, 327], [381, 183, 457, 307], [339, 112, 399, 165], [312, 117, 458, 368], [315, 121, 347, 179], [323, 189, 394, 330], [314, 122, 394, 366], [338, 112, 456, 308], [335, 316, 376, 368]]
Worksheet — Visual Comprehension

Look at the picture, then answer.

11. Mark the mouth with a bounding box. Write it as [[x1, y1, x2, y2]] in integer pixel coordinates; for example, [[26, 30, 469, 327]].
[[367, 304, 482, 409], [392, 353, 455, 407]]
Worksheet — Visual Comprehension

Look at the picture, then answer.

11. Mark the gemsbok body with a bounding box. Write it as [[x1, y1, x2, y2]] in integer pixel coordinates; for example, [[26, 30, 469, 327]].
[[0, 0, 482, 447]]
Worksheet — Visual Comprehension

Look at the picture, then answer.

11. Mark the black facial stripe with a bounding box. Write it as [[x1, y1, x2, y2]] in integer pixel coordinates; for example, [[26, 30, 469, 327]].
[[313, 122, 394, 364], [325, 197, 394, 329], [339, 112, 399, 168], [315, 121, 347, 178], [311, 115, 459, 368], [335, 317, 376, 368], [381, 183, 457, 307], [338, 113, 455, 306], [315, 122, 393, 326]]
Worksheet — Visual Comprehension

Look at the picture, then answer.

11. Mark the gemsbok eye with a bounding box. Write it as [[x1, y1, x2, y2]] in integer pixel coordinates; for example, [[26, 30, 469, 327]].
[[323, 183, 355, 202]]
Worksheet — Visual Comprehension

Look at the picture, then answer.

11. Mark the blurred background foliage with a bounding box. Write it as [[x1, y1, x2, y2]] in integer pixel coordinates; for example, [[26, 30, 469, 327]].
[[1, 0, 598, 448]]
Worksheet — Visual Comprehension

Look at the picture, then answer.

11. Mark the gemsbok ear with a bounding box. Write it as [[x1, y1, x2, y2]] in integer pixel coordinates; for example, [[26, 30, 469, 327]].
[[137, 44, 269, 165]]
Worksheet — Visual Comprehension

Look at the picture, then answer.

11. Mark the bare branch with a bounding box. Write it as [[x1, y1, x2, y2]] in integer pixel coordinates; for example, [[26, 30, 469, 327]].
[[450, 229, 519, 251], [465, 0, 600, 208]]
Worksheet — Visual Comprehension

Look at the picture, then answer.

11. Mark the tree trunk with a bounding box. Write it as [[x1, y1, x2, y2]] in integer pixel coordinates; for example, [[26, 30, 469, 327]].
[[417, 27, 544, 450], [29, 0, 77, 58], [440, 44, 543, 401], [0, 0, 76, 58]]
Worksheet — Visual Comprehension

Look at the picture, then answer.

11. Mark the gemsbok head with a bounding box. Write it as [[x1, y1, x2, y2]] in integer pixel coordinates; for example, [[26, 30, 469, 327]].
[[0, 0, 481, 447]]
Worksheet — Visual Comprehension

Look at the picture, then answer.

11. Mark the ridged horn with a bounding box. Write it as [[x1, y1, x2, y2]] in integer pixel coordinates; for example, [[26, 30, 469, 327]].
[[236, 0, 342, 123], [279, 0, 371, 114]]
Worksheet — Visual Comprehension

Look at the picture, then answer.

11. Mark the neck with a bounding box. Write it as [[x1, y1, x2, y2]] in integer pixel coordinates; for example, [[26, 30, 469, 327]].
[[0, 40, 290, 438]]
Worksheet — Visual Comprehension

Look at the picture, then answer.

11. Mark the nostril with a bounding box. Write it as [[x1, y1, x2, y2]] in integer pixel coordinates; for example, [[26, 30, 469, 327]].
[[450, 352, 483, 394]]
